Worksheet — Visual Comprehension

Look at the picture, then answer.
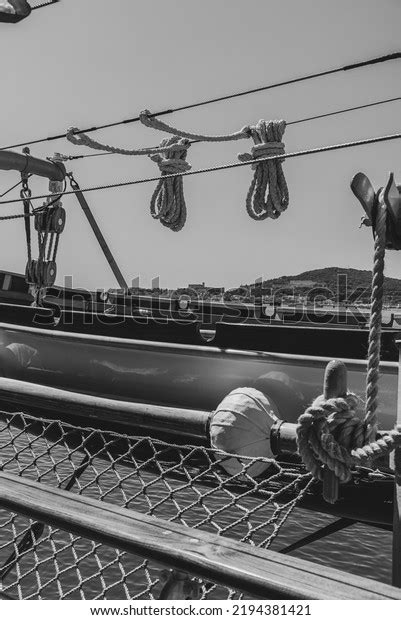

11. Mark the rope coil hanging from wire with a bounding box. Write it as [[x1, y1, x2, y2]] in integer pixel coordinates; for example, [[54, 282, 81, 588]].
[[238, 120, 288, 220], [67, 127, 191, 232], [140, 110, 289, 221], [148, 136, 191, 231]]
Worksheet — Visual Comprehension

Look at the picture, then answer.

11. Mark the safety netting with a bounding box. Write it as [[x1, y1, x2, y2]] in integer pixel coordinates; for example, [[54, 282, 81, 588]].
[[0, 410, 313, 599]]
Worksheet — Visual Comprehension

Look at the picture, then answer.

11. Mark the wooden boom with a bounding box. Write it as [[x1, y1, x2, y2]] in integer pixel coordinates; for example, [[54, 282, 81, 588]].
[[0, 150, 65, 181], [0, 377, 210, 440], [0, 470, 399, 600]]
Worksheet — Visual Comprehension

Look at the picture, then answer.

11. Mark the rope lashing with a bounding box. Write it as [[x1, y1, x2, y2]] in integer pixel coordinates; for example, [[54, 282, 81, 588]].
[[296, 198, 398, 487], [148, 136, 191, 232], [139, 109, 250, 142], [66, 127, 185, 157], [238, 120, 288, 220]]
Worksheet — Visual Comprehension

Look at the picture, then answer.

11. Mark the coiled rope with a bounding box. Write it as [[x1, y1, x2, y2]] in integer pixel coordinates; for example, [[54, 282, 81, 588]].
[[238, 120, 288, 220], [296, 197, 400, 484], [140, 111, 289, 220], [67, 128, 191, 231], [149, 136, 191, 231]]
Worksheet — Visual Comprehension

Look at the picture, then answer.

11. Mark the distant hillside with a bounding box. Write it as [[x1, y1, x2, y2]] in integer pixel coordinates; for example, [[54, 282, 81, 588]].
[[247, 267, 401, 304]]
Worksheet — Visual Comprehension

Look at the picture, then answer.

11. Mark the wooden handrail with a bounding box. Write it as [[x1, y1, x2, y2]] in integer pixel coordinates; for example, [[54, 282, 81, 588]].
[[0, 471, 399, 600]]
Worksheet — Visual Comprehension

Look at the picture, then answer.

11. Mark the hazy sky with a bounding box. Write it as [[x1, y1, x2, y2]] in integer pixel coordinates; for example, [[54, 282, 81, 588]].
[[0, 0, 401, 290]]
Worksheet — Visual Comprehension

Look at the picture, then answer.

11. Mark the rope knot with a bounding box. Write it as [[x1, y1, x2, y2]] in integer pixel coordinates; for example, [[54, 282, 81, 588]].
[[239, 141, 285, 169], [237, 120, 289, 220], [139, 109, 154, 129], [296, 392, 371, 484]]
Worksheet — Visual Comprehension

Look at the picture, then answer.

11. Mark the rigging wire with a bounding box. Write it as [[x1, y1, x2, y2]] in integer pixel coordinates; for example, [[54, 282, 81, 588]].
[[0, 129, 400, 207], [65, 95, 401, 160], [1, 51, 400, 152], [0, 174, 32, 197]]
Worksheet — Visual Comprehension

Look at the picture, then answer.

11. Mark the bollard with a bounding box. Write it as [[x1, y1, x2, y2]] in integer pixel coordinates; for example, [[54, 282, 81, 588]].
[[322, 360, 348, 504]]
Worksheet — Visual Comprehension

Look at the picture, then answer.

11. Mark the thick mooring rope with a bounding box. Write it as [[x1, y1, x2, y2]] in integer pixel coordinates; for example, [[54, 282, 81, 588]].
[[364, 198, 387, 433], [296, 393, 399, 483], [140, 111, 289, 220], [297, 199, 399, 483]]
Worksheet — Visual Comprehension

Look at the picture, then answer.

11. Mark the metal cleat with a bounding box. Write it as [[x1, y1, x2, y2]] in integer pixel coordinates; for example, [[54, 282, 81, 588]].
[[351, 172, 401, 250]]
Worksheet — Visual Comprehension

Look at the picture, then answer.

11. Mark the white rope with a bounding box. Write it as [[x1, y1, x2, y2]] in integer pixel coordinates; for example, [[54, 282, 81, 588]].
[[139, 112, 289, 220], [139, 109, 250, 142], [66, 127, 185, 157]]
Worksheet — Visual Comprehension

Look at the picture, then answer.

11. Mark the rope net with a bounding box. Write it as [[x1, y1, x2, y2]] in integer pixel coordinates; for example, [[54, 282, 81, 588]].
[[0, 410, 311, 600]]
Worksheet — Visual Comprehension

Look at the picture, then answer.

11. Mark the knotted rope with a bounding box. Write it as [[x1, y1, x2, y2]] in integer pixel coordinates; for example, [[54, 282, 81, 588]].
[[297, 197, 400, 484], [238, 120, 288, 220], [148, 136, 191, 232], [140, 111, 289, 221], [66, 128, 191, 231], [296, 392, 399, 483]]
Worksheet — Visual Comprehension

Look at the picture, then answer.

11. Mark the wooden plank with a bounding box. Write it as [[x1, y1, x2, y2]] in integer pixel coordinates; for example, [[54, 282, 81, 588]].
[[0, 378, 210, 441], [0, 471, 399, 600]]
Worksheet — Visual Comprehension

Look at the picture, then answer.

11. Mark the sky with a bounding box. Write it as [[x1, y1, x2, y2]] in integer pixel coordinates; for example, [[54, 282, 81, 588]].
[[0, 0, 401, 291]]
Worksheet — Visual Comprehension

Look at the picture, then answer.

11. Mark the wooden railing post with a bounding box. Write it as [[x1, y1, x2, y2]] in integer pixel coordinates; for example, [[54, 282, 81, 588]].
[[392, 340, 401, 586]]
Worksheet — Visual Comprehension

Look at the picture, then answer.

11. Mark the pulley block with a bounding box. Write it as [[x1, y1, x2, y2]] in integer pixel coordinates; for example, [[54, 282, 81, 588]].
[[35, 206, 66, 234], [25, 260, 57, 287]]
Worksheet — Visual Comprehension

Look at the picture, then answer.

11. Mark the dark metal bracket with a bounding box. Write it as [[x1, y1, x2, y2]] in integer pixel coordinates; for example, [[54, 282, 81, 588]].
[[0, 0, 31, 23], [351, 171, 401, 250]]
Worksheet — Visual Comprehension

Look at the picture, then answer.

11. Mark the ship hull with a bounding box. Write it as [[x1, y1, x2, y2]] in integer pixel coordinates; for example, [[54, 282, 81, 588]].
[[0, 322, 397, 428]]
